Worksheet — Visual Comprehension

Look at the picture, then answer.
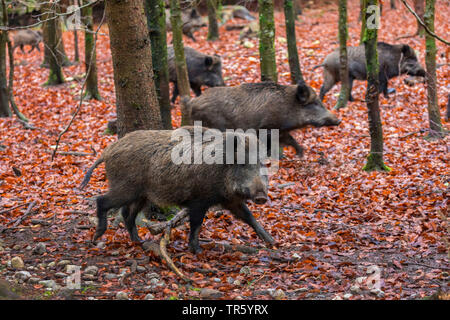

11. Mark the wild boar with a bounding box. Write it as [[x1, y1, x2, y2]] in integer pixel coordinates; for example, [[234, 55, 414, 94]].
[[12, 29, 42, 54], [167, 46, 225, 102], [314, 42, 426, 101], [165, 8, 206, 42], [183, 81, 341, 157], [79, 127, 274, 253]]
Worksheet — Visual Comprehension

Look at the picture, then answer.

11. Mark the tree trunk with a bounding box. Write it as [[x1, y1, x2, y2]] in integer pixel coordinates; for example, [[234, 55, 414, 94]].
[[73, 0, 80, 63], [105, 0, 162, 138], [359, 0, 367, 44], [258, 0, 277, 82], [82, 1, 101, 100], [335, 0, 349, 110], [284, 0, 303, 84], [41, 3, 71, 68], [445, 93, 450, 122], [42, 2, 65, 86], [424, 0, 444, 139], [170, 0, 191, 125], [0, 7, 10, 117], [390, 0, 396, 9], [414, 0, 425, 36], [362, 0, 390, 172], [207, 0, 219, 41], [146, 0, 172, 129]]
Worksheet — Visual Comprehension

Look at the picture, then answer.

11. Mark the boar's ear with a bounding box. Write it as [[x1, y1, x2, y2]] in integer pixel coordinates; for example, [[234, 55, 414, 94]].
[[296, 81, 310, 104], [401, 44, 414, 56], [205, 56, 213, 68], [190, 9, 199, 18]]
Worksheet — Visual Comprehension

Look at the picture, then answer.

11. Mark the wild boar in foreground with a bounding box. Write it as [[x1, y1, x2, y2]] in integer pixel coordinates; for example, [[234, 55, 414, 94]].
[[79, 127, 274, 253]]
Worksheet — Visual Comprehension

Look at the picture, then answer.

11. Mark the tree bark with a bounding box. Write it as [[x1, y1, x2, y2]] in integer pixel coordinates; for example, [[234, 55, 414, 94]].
[[423, 0, 444, 139], [105, 0, 162, 137], [390, 0, 396, 9], [258, 0, 277, 82], [170, 0, 191, 125], [335, 0, 349, 110], [414, 0, 425, 36], [73, 0, 80, 63], [362, 0, 390, 172], [207, 0, 219, 41], [359, 0, 367, 44], [42, 2, 65, 86], [145, 0, 172, 129], [0, 5, 10, 117], [284, 0, 303, 84], [82, 1, 101, 100]]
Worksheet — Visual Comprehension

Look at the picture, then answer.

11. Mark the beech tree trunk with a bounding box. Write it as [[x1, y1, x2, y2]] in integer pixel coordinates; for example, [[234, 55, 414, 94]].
[[170, 0, 191, 125], [145, 0, 172, 129], [82, 1, 101, 100], [258, 0, 277, 82], [414, 0, 425, 36], [105, 0, 162, 137], [207, 0, 219, 41], [0, 7, 10, 117], [423, 0, 444, 139], [42, 2, 65, 86], [284, 0, 303, 84], [362, 0, 390, 172], [335, 0, 350, 110]]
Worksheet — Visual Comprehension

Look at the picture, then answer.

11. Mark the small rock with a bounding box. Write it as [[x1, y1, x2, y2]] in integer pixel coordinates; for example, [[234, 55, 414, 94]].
[[226, 277, 234, 284], [28, 277, 41, 284], [239, 266, 251, 275], [292, 253, 301, 260], [55, 272, 67, 279], [144, 293, 155, 300], [25, 245, 32, 251], [11, 257, 24, 270], [146, 272, 160, 280], [116, 291, 129, 300], [355, 276, 366, 285], [47, 261, 56, 268], [33, 243, 47, 255], [200, 288, 223, 299], [343, 293, 353, 299], [271, 289, 286, 300], [13, 244, 20, 250], [370, 288, 385, 298], [39, 280, 58, 290], [15, 271, 31, 281], [104, 273, 118, 280], [84, 266, 99, 276], [233, 279, 241, 286], [350, 285, 362, 294], [149, 278, 159, 286], [57, 260, 71, 267], [110, 251, 120, 256], [96, 242, 106, 249], [213, 278, 221, 283], [136, 266, 146, 273]]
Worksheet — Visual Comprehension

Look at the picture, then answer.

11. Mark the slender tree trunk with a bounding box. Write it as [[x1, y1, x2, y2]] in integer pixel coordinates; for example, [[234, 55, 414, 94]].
[[390, 0, 396, 9], [82, 1, 101, 100], [445, 94, 450, 122], [170, 0, 191, 125], [0, 11, 10, 117], [362, 0, 390, 172], [284, 0, 303, 84], [258, 0, 277, 82], [73, 0, 80, 63], [207, 0, 219, 41], [105, 0, 162, 137], [359, 0, 367, 44], [424, 0, 444, 139], [335, 0, 349, 110], [42, 3, 65, 86], [414, 0, 425, 36], [145, 0, 172, 129]]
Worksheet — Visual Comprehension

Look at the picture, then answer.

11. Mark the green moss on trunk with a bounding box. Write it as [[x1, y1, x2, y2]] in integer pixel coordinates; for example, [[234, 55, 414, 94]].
[[207, 0, 219, 41], [258, 0, 278, 83]]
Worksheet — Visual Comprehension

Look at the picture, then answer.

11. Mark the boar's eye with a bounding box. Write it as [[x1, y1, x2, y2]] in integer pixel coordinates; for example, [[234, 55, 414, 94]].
[[205, 56, 213, 68], [296, 81, 310, 104]]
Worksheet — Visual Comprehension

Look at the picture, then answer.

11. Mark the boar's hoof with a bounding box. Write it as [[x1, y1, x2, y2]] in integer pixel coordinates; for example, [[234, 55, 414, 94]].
[[189, 243, 202, 254]]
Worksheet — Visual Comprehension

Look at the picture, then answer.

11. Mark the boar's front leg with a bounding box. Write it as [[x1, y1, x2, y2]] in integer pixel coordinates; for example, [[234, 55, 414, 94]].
[[225, 202, 274, 245], [280, 132, 304, 157]]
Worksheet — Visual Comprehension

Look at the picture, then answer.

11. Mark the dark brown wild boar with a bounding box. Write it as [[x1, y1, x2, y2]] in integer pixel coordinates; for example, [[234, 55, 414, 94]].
[[79, 127, 273, 253], [314, 42, 425, 101], [12, 29, 42, 54], [167, 46, 225, 102], [184, 81, 341, 157]]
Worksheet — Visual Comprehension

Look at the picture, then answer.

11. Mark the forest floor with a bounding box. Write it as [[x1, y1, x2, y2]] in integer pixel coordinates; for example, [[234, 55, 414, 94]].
[[0, 1, 449, 300]]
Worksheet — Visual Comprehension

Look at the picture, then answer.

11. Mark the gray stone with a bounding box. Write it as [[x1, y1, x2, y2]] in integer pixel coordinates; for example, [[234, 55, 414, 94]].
[[57, 260, 71, 267], [33, 243, 47, 255], [10, 257, 24, 270], [144, 293, 155, 300], [343, 293, 353, 299], [84, 266, 99, 276], [200, 288, 223, 299], [239, 266, 251, 275], [55, 272, 67, 278], [39, 280, 59, 290], [116, 291, 129, 300], [15, 271, 32, 281]]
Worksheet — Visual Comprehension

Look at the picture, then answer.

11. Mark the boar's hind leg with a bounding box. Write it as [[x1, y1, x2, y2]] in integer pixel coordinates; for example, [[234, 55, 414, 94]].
[[187, 202, 209, 253], [121, 199, 146, 242], [94, 192, 137, 242], [225, 202, 274, 245], [280, 132, 304, 157], [191, 84, 202, 97], [319, 69, 336, 101]]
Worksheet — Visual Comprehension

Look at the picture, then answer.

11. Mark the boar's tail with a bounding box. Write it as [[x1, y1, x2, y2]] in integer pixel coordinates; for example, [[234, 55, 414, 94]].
[[79, 156, 104, 190], [312, 64, 324, 71], [180, 97, 193, 125]]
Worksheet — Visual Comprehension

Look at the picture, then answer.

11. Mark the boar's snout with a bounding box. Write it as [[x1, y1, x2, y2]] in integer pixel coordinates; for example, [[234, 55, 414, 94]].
[[324, 115, 341, 126]]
